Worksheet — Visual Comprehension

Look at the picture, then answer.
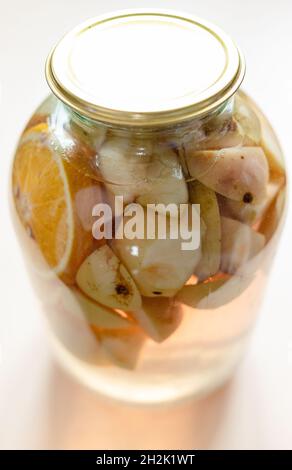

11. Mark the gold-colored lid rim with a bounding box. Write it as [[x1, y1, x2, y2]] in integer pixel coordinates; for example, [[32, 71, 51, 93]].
[[45, 10, 245, 128]]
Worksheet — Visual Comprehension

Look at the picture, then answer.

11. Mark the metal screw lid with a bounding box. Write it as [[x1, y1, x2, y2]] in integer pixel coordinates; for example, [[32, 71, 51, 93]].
[[46, 9, 245, 127]]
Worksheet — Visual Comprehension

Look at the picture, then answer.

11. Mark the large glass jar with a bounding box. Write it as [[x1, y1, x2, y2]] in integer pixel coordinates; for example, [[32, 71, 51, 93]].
[[11, 11, 287, 403]]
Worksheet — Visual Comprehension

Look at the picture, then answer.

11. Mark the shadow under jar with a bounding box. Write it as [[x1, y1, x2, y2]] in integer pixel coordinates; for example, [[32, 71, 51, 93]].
[[11, 11, 287, 403]]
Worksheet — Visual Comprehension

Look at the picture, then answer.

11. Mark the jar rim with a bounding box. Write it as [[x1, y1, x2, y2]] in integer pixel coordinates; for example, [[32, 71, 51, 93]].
[[45, 9, 245, 128]]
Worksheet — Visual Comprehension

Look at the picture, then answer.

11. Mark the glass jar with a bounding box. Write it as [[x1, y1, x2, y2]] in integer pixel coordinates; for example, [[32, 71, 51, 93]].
[[11, 11, 287, 403]]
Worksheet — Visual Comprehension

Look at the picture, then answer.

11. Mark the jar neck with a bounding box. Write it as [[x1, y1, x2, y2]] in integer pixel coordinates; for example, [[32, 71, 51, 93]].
[[49, 94, 237, 184], [62, 95, 235, 141]]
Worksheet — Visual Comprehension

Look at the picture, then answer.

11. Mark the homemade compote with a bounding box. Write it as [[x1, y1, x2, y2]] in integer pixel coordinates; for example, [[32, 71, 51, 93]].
[[11, 12, 286, 402]]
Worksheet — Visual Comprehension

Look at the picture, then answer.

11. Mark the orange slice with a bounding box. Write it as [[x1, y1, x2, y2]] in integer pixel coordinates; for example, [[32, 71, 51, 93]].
[[12, 122, 100, 284]]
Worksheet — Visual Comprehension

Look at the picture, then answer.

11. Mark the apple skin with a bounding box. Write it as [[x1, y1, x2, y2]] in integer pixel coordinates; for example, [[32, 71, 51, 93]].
[[76, 245, 142, 311], [186, 146, 269, 204], [189, 181, 221, 280]]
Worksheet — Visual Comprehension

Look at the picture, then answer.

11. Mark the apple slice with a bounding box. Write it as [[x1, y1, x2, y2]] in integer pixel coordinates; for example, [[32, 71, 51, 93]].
[[136, 146, 188, 206], [98, 136, 151, 203], [218, 181, 284, 225], [189, 181, 221, 280], [240, 91, 286, 180], [177, 97, 260, 152], [198, 116, 245, 150], [234, 94, 261, 146], [183, 100, 244, 151], [75, 183, 105, 232], [69, 116, 107, 151], [220, 216, 265, 274], [114, 206, 201, 297], [176, 273, 254, 309], [176, 275, 228, 308], [91, 324, 146, 369], [59, 286, 132, 329], [130, 297, 183, 343], [259, 187, 286, 242], [33, 266, 143, 370], [261, 140, 286, 181], [186, 147, 269, 204], [76, 245, 142, 311]]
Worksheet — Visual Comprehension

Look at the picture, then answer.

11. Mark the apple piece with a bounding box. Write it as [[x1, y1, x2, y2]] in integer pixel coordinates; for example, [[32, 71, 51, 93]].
[[176, 273, 254, 309], [114, 206, 201, 297], [91, 324, 145, 369], [75, 183, 105, 232], [176, 275, 228, 308], [259, 187, 286, 242], [261, 140, 286, 181], [186, 146, 269, 204], [234, 94, 261, 146], [240, 91, 285, 180], [130, 297, 183, 343], [217, 180, 284, 226], [97, 136, 151, 203], [198, 117, 245, 150], [76, 245, 142, 311], [189, 181, 221, 280], [193, 95, 261, 150], [69, 117, 107, 150], [136, 146, 188, 206], [183, 100, 244, 151], [59, 286, 132, 329], [49, 283, 143, 368], [99, 138, 188, 206], [220, 216, 265, 274]]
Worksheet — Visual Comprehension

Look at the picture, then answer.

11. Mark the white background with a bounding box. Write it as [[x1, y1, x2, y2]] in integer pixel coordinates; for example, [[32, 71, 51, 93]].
[[0, 0, 292, 450]]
